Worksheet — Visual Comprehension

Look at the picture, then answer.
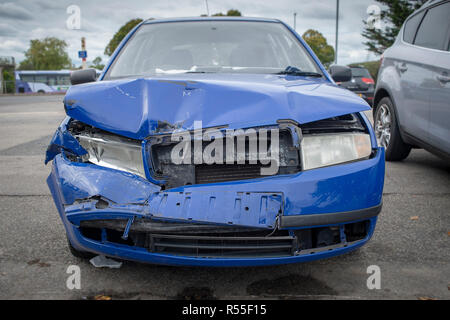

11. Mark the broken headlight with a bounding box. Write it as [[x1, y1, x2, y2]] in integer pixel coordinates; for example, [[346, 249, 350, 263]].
[[301, 133, 372, 170], [76, 133, 146, 178]]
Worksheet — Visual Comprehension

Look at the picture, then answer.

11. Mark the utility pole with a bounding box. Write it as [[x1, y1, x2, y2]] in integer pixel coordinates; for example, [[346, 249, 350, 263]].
[[335, 0, 339, 65], [205, 0, 210, 16], [293, 12, 297, 31], [0, 67, 3, 94], [81, 37, 86, 69]]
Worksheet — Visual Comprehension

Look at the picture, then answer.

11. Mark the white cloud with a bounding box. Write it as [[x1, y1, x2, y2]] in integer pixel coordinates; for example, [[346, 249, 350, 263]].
[[0, 2, 33, 20], [0, 0, 382, 67]]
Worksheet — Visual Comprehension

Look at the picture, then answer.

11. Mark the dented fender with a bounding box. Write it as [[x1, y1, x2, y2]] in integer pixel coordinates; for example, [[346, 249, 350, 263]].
[[49, 154, 159, 205], [45, 117, 87, 164]]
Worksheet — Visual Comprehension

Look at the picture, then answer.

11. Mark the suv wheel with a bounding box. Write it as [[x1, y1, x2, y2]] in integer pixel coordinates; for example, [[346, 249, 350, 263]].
[[375, 97, 411, 161]]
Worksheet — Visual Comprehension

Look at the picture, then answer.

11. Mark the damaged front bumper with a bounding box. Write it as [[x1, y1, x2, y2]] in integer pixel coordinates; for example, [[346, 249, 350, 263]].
[[48, 142, 384, 267]]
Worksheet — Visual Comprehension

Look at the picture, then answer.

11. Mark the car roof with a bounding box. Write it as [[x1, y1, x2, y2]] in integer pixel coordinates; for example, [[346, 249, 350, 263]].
[[419, 0, 448, 10], [142, 16, 281, 25]]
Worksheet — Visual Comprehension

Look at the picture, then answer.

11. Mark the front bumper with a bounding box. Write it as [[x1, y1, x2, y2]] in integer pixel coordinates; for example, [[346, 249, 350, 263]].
[[47, 144, 385, 267]]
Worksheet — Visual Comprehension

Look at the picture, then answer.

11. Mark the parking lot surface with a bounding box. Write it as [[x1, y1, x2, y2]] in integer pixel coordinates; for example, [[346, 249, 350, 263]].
[[0, 95, 448, 300]]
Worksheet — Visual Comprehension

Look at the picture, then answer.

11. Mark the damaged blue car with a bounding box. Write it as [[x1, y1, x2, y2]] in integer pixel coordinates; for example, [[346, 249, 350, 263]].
[[46, 17, 385, 267]]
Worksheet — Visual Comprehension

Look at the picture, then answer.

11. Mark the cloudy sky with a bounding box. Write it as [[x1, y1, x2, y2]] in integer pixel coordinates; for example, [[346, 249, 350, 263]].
[[0, 0, 382, 67]]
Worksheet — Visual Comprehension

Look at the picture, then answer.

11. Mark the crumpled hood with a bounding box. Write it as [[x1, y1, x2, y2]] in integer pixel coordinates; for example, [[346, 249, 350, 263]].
[[64, 73, 370, 140]]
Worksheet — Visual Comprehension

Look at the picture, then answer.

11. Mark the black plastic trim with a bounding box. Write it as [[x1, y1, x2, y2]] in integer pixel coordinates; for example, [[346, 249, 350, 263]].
[[280, 203, 382, 228]]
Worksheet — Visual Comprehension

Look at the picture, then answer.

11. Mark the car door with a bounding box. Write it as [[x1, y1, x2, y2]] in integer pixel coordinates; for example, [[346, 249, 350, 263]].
[[394, 9, 432, 141], [409, 1, 450, 150], [424, 2, 450, 155]]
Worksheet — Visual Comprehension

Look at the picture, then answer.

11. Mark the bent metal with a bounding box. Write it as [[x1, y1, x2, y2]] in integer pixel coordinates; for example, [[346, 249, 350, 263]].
[[170, 121, 280, 175]]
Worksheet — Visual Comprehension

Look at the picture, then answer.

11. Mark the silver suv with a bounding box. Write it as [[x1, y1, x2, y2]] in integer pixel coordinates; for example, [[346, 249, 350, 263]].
[[374, 0, 450, 161]]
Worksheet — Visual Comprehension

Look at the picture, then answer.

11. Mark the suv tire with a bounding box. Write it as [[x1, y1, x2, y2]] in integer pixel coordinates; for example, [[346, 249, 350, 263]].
[[374, 97, 411, 161]]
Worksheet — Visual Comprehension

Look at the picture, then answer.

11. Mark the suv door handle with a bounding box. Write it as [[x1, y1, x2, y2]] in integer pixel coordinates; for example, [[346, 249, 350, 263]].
[[437, 74, 450, 83], [398, 63, 408, 73]]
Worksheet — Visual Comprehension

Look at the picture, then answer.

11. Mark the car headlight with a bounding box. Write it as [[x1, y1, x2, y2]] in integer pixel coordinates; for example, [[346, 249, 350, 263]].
[[301, 133, 372, 170], [76, 133, 146, 178]]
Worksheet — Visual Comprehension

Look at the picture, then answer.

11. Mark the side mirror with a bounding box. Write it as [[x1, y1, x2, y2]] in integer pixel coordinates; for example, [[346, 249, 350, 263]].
[[329, 65, 352, 83], [70, 68, 97, 85]]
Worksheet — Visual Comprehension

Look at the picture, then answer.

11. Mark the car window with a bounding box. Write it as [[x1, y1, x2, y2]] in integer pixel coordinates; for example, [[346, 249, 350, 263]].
[[351, 68, 371, 78], [106, 21, 321, 79], [414, 1, 450, 50], [34, 75, 48, 84], [20, 75, 34, 82], [403, 11, 425, 44]]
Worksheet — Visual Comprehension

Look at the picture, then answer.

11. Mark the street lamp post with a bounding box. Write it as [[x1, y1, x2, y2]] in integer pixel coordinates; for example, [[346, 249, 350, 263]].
[[335, 0, 340, 65], [205, 0, 210, 16]]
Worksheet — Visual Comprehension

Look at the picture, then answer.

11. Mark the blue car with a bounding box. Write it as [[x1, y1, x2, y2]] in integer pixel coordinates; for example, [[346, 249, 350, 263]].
[[46, 17, 385, 267]]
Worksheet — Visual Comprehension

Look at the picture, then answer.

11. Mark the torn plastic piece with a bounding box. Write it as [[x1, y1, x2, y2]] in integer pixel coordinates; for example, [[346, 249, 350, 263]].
[[89, 255, 122, 269], [121, 216, 135, 240], [147, 191, 283, 228], [45, 117, 87, 164]]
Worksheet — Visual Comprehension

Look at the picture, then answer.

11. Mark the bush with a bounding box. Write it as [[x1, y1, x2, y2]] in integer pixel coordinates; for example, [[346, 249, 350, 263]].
[[2, 69, 15, 93]]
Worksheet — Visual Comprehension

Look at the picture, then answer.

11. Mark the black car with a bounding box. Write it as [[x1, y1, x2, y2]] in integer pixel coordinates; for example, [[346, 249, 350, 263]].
[[337, 66, 375, 106]]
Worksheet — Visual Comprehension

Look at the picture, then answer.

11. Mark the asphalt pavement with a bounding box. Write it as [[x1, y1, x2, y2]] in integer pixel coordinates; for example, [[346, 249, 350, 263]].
[[0, 95, 448, 300]]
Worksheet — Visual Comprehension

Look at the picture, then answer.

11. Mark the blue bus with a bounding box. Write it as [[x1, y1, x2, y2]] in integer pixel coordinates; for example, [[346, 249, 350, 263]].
[[15, 70, 101, 93], [15, 70, 72, 93]]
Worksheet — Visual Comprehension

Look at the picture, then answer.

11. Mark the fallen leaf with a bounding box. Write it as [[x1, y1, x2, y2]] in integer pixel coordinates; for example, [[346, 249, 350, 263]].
[[94, 295, 111, 300], [418, 296, 437, 300], [410, 216, 419, 221], [447, 231, 450, 237], [37, 262, 50, 267], [27, 259, 40, 265]]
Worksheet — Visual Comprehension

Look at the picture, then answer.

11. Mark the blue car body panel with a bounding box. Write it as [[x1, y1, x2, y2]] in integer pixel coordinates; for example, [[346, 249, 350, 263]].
[[46, 17, 384, 267], [47, 149, 383, 266], [64, 74, 370, 140]]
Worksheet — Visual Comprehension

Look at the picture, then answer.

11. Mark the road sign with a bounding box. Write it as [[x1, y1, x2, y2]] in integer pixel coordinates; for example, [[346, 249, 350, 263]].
[[78, 51, 87, 59]]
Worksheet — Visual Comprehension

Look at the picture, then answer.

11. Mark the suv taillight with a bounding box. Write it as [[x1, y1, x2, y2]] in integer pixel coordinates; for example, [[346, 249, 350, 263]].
[[362, 77, 375, 84]]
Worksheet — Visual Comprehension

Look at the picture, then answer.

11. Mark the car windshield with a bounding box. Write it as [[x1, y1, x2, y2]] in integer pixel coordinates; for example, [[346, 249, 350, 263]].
[[351, 68, 371, 78], [106, 20, 321, 79]]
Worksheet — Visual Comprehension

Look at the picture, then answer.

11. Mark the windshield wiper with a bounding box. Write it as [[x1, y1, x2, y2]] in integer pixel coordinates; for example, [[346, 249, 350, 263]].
[[276, 66, 323, 78], [185, 71, 209, 73]]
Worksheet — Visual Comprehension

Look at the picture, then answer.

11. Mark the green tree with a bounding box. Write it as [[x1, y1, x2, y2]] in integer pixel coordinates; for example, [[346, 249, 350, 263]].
[[362, 0, 427, 55], [212, 9, 242, 16], [2, 69, 15, 93], [90, 56, 105, 70], [19, 37, 71, 70], [302, 29, 335, 68], [104, 18, 143, 56]]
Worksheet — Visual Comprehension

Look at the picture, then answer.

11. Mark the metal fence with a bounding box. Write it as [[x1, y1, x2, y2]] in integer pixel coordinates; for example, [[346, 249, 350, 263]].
[[0, 80, 15, 94]]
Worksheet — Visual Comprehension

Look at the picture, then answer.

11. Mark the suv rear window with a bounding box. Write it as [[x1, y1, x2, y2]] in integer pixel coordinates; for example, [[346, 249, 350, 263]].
[[414, 1, 450, 50], [351, 68, 371, 78]]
